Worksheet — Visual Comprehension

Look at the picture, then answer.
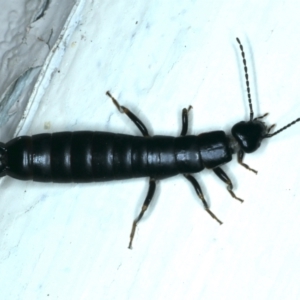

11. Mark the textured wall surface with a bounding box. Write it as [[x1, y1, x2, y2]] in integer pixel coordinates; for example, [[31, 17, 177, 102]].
[[1, 1, 300, 299], [0, 0, 76, 140]]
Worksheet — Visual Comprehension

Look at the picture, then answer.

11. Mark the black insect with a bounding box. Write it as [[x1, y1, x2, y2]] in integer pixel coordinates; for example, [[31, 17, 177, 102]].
[[0, 38, 299, 249]]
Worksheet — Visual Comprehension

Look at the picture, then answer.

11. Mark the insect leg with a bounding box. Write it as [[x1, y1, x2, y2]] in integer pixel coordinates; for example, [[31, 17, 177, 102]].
[[237, 150, 257, 174], [106, 91, 149, 137], [128, 177, 156, 249], [183, 174, 222, 224], [212, 167, 244, 202], [180, 105, 193, 136]]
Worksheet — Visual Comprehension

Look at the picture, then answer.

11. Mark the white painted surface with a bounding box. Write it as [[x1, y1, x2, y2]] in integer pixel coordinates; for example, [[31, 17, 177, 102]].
[[1, 1, 300, 299]]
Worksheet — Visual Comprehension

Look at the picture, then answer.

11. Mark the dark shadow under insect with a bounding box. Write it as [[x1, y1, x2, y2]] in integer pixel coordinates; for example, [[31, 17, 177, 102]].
[[0, 38, 299, 249]]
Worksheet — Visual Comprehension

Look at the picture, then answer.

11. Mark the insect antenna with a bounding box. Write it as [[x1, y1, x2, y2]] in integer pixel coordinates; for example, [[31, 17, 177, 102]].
[[236, 38, 254, 121], [264, 117, 300, 138], [235, 39, 300, 139]]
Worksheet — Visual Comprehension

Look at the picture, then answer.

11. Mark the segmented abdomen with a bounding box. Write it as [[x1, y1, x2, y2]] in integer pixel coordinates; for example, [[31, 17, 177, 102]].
[[5, 132, 204, 182]]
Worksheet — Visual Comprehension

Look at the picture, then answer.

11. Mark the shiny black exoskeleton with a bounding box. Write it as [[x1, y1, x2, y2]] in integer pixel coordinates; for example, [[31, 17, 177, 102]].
[[0, 38, 299, 248]]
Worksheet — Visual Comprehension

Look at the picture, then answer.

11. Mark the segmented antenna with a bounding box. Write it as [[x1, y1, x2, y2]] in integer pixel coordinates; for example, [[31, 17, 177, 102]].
[[265, 117, 300, 138], [235, 38, 300, 138], [236, 38, 254, 121]]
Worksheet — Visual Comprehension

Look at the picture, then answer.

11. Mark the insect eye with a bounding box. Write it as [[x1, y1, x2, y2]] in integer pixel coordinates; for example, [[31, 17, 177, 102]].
[[231, 121, 267, 153]]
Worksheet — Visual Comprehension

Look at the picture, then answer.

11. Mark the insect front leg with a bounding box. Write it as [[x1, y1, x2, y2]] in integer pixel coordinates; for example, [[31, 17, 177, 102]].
[[106, 91, 149, 137], [212, 167, 244, 202], [237, 150, 257, 174], [180, 106, 193, 136], [128, 177, 156, 249], [183, 174, 222, 224]]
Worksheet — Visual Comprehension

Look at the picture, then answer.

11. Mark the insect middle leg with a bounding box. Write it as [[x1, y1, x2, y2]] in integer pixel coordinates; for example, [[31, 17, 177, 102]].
[[212, 167, 244, 202], [106, 91, 149, 137], [183, 174, 222, 224], [128, 177, 156, 249]]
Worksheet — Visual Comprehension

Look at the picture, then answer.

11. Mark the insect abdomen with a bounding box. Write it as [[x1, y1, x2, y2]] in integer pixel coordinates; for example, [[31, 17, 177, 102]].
[[5, 132, 206, 182]]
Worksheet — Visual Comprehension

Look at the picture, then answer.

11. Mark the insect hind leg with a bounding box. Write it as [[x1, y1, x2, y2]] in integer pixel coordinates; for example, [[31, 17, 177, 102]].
[[106, 91, 149, 137], [128, 177, 156, 249]]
